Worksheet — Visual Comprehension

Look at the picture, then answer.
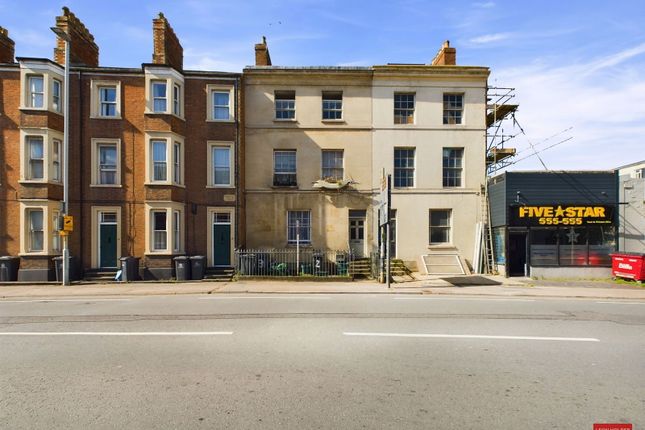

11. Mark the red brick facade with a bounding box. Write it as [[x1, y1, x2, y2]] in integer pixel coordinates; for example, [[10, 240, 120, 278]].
[[0, 8, 242, 280]]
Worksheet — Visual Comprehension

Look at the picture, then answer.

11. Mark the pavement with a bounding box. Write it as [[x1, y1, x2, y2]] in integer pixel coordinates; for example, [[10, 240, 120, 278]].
[[1, 275, 644, 300]]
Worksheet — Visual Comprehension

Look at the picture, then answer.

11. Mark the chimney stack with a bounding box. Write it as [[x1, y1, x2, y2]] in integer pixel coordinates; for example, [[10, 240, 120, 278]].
[[152, 12, 183, 71], [0, 26, 15, 63], [53, 7, 99, 67], [255, 36, 272, 66], [431, 40, 456, 66]]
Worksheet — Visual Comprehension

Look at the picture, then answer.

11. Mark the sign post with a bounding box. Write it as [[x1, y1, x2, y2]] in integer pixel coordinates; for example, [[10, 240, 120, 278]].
[[378, 169, 392, 288]]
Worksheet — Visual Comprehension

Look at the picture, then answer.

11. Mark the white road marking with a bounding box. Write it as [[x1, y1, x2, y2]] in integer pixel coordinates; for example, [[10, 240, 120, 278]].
[[393, 297, 535, 302], [343, 332, 599, 342], [0, 331, 233, 336], [199, 296, 331, 300], [0, 298, 132, 303], [596, 301, 645, 305]]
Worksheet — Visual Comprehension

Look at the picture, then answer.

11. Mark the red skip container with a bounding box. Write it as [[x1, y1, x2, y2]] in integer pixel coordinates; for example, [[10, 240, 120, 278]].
[[610, 253, 645, 283]]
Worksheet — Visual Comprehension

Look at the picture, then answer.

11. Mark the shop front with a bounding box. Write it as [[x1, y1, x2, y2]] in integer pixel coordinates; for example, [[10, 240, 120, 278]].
[[489, 172, 618, 278]]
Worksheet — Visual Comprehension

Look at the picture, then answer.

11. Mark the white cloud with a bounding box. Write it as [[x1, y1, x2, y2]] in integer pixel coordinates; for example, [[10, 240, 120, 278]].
[[473, 1, 496, 8], [493, 43, 645, 170], [469, 32, 512, 44]]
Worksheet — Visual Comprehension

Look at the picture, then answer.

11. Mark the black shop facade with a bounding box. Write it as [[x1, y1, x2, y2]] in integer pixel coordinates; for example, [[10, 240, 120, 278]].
[[488, 171, 618, 278]]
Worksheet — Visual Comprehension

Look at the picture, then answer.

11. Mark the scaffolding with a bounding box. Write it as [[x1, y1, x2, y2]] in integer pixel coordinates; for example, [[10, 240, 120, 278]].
[[477, 86, 520, 274], [486, 86, 519, 175]]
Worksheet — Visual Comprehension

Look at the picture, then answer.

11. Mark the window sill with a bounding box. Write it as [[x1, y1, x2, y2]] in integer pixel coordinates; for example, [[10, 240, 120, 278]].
[[206, 185, 235, 189], [20, 107, 61, 115], [271, 185, 299, 189], [144, 182, 186, 188], [145, 251, 185, 256], [207, 119, 235, 123], [427, 244, 456, 250], [90, 184, 123, 188], [321, 119, 345, 124], [19, 251, 51, 257], [90, 115, 122, 120], [273, 119, 297, 123], [144, 111, 185, 121], [19, 180, 63, 185]]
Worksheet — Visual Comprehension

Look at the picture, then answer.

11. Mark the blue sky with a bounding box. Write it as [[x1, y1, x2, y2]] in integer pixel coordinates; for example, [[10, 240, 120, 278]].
[[1, 0, 644, 171]]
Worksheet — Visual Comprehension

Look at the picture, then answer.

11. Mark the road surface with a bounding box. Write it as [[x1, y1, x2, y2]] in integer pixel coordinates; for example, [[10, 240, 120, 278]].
[[1, 294, 643, 429]]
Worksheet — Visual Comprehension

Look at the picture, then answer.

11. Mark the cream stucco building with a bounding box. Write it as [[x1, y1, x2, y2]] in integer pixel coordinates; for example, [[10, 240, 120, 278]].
[[243, 39, 490, 272]]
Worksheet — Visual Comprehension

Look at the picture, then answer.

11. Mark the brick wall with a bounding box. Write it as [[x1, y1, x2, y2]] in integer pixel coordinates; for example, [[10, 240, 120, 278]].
[[431, 40, 456, 66], [0, 68, 21, 256], [152, 13, 183, 71], [0, 26, 15, 63], [53, 7, 99, 67]]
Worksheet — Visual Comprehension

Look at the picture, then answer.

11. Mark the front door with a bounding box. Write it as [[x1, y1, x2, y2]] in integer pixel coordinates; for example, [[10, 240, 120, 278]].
[[349, 210, 366, 258], [508, 232, 527, 276], [213, 213, 231, 266], [99, 212, 118, 268]]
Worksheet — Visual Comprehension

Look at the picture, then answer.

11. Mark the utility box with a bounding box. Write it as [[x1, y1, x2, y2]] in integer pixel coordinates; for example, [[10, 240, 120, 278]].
[[611, 253, 645, 282]]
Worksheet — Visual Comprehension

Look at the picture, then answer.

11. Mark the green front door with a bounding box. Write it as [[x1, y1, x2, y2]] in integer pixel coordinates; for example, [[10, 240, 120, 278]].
[[213, 224, 231, 266], [100, 224, 118, 268]]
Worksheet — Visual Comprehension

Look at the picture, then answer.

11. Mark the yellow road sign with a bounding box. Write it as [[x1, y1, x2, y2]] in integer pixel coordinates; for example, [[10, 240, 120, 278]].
[[63, 215, 74, 232]]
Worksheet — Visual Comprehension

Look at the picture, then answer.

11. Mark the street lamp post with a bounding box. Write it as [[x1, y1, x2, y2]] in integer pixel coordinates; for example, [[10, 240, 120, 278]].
[[51, 27, 71, 286]]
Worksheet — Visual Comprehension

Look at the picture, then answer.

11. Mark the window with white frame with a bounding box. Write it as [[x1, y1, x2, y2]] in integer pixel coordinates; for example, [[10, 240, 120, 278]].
[[322, 91, 342, 120], [52, 139, 61, 182], [98, 143, 118, 184], [27, 136, 44, 180], [52, 211, 61, 253], [429, 209, 451, 244], [152, 211, 167, 251], [321, 150, 343, 181], [211, 145, 231, 186], [151, 140, 167, 181], [173, 210, 181, 252], [274, 150, 297, 186], [394, 93, 415, 124], [28, 75, 44, 108], [173, 142, 181, 184], [443, 94, 464, 124], [173, 84, 181, 116], [99, 85, 117, 117], [212, 91, 230, 120], [287, 210, 311, 244], [394, 148, 415, 188], [275, 91, 296, 120], [152, 81, 167, 113], [52, 79, 62, 113], [147, 136, 182, 185], [442, 148, 463, 187], [28, 209, 44, 252]]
